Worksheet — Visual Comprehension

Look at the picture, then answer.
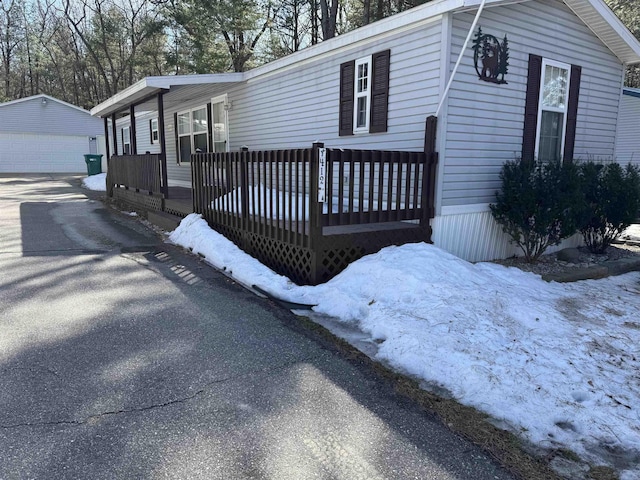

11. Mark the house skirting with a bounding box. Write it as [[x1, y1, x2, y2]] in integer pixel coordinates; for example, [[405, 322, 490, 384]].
[[432, 207, 583, 263]]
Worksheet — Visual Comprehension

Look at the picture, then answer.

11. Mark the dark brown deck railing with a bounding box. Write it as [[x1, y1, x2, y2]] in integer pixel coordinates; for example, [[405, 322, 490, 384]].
[[106, 153, 165, 196], [191, 144, 436, 284]]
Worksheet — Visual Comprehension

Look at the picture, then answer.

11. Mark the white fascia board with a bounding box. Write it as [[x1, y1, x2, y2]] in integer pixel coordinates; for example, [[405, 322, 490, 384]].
[[243, 0, 529, 83], [564, 0, 640, 65], [90, 73, 244, 117], [623, 87, 640, 98], [0, 94, 91, 115], [243, 0, 468, 82]]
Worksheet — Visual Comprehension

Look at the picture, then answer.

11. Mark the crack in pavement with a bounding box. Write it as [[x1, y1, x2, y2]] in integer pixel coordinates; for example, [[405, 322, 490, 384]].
[[0, 354, 321, 431]]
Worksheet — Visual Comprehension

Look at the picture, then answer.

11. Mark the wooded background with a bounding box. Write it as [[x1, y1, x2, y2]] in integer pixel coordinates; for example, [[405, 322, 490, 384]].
[[0, 0, 637, 110]]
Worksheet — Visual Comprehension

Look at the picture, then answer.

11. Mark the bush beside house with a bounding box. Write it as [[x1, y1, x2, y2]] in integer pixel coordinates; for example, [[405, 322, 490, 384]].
[[491, 159, 640, 262]]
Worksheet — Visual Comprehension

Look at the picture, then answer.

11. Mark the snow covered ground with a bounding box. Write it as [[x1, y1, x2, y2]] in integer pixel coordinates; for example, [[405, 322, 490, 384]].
[[82, 173, 107, 191], [169, 213, 640, 479]]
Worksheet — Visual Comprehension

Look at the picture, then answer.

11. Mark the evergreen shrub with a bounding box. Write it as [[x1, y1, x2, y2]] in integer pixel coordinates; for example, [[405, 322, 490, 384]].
[[578, 161, 640, 254], [490, 159, 582, 263]]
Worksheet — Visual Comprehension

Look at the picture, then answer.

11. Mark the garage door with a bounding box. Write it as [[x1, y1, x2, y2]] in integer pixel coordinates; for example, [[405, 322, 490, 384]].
[[0, 133, 91, 173]]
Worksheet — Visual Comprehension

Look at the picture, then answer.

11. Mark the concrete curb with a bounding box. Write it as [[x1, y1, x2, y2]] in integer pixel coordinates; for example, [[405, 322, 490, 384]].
[[542, 257, 640, 283]]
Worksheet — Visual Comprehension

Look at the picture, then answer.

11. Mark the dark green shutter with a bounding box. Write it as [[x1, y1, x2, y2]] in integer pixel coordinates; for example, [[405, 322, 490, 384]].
[[339, 60, 355, 136], [522, 54, 542, 163], [369, 49, 390, 133]]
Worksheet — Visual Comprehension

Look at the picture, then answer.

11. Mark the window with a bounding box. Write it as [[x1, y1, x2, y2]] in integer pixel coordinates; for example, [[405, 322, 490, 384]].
[[122, 126, 131, 155], [175, 106, 210, 163], [354, 56, 372, 132], [522, 54, 581, 163], [536, 60, 570, 162], [339, 49, 390, 136], [211, 94, 229, 152], [150, 118, 159, 144]]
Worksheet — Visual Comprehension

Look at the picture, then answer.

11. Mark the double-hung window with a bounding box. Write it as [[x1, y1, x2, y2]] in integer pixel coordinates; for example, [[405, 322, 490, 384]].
[[177, 106, 209, 163], [150, 118, 159, 144], [122, 126, 131, 155], [522, 54, 581, 163], [339, 49, 390, 136], [536, 60, 570, 162], [353, 56, 372, 133]]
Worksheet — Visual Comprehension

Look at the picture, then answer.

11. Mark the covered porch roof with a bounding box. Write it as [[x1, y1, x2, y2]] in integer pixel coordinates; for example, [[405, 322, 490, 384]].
[[90, 74, 244, 118]]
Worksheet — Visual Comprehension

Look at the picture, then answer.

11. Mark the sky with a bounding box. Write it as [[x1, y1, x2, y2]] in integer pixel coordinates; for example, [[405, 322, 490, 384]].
[[82, 176, 640, 479]]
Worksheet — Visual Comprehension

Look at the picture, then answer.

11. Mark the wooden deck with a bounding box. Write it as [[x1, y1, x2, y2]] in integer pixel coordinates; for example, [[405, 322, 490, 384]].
[[164, 187, 193, 217], [106, 132, 438, 285]]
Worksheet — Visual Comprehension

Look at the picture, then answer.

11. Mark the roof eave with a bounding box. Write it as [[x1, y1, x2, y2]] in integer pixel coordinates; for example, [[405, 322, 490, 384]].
[[90, 74, 245, 118], [564, 0, 640, 65]]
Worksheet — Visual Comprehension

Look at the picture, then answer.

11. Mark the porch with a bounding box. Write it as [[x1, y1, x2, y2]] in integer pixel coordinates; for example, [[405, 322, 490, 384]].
[[106, 134, 437, 285]]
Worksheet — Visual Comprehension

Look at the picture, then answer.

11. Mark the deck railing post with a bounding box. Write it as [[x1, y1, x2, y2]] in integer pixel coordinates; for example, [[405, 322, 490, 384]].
[[309, 142, 325, 283], [240, 150, 250, 233], [423, 115, 438, 227]]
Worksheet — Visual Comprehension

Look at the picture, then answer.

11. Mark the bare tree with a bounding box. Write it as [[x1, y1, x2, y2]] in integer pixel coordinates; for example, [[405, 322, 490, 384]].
[[0, 0, 25, 99]]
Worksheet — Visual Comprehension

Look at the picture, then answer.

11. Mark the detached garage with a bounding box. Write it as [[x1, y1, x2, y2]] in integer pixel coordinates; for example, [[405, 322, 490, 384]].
[[0, 94, 104, 173]]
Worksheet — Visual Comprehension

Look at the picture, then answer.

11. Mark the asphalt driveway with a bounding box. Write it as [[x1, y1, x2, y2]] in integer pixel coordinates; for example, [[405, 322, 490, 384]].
[[0, 174, 515, 479]]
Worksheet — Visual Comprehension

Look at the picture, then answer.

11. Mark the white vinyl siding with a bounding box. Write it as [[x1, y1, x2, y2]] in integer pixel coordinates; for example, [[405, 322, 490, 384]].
[[110, 111, 161, 156], [442, 0, 624, 208], [225, 18, 442, 152], [616, 91, 640, 167], [0, 97, 103, 136]]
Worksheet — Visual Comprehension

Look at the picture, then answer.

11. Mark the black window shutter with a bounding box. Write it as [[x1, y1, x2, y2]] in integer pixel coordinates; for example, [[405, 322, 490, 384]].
[[563, 64, 581, 163], [339, 60, 355, 136], [369, 49, 390, 133], [174, 112, 179, 163], [522, 54, 542, 163], [206, 102, 213, 152], [149, 119, 153, 144]]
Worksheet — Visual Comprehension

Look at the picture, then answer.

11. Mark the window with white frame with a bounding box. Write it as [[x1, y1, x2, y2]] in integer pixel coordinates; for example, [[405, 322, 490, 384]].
[[122, 126, 131, 155], [150, 118, 158, 144], [177, 106, 209, 163], [536, 60, 571, 162], [353, 55, 372, 133], [339, 50, 389, 136], [192, 107, 208, 152]]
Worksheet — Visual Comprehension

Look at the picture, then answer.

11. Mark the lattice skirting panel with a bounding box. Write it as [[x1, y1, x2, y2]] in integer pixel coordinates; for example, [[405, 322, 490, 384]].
[[206, 220, 431, 285], [313, 225, 431, 285], [112, 188, 163, 213], [164, 205, 189, 218]]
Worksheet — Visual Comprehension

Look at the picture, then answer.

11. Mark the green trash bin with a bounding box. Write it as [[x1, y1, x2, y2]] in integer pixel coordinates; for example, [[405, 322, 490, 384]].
[[84, 154, 103, 176]]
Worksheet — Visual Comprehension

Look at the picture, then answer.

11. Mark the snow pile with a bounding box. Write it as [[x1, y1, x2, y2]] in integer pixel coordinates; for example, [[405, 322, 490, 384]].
[[621, 224, 640, 243], [170, 213, 640, 477], [82, 173, 107, 191]]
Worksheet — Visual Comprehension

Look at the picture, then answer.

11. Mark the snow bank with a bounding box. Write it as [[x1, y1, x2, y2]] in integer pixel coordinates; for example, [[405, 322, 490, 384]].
[[82, 173, 107, 191], [170, 213, 640, 477]]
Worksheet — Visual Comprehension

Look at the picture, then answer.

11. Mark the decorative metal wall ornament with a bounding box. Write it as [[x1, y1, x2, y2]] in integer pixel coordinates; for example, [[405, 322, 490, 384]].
[[472, 27, 509, 84]]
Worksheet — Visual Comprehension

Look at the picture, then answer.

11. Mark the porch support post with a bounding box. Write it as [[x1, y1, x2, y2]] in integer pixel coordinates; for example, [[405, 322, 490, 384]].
[[111, 113, 118, 155], [157, 92, 169, 198], [103, 116, 110, 163], [129, 104, 137, 154]]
